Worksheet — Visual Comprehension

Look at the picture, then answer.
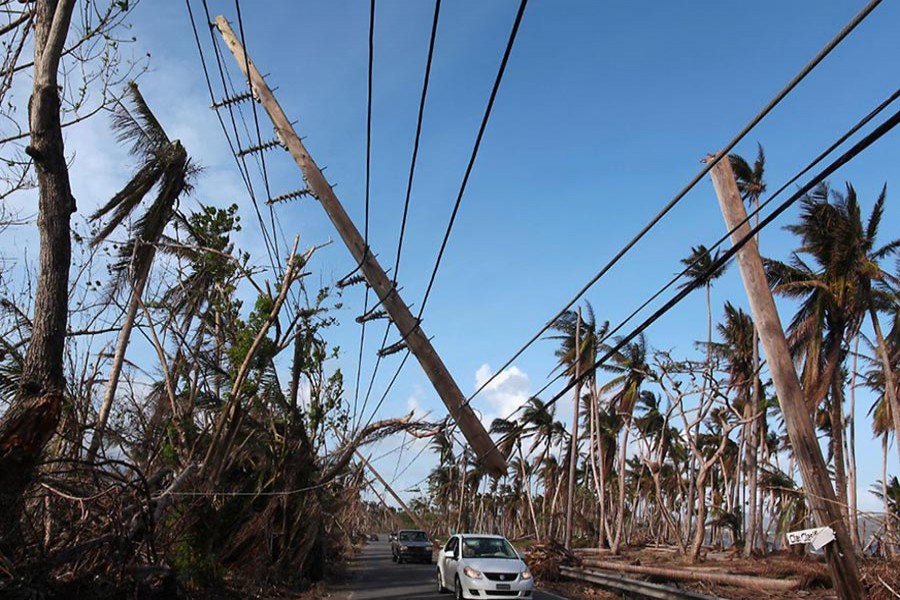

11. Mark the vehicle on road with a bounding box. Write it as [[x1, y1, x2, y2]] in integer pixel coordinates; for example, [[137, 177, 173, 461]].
[[391, 529, 433, 564], [436, 533, 533, 598]]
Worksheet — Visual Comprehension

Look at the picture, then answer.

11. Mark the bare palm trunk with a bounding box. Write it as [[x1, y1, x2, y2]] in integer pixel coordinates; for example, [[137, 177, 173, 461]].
[[831, 373, 850, 528], [518, 444, 541, 542], [745, 194, 762, 557], [882, 435, 893, 557], [611, 422, 630, 554], [870, 308, 900, 469], [86, 258, 153, 462], [587, 388, 607, 549], [550, 467, 565, 539], [456, 454, 467, 533], [847, 334, 861, 548]]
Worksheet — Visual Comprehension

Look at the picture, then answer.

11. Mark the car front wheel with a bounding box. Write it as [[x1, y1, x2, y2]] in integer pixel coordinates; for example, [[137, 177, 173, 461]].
[[437, 568, 448, 593], [454, 575, 463, 600]]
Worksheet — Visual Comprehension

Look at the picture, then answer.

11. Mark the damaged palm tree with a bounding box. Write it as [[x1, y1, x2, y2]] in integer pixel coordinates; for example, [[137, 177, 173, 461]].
[[86, 82, 199, 463]]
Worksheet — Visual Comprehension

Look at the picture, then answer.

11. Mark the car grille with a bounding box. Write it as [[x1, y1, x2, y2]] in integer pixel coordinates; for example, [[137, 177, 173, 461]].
[[484, 572, 518, 582]]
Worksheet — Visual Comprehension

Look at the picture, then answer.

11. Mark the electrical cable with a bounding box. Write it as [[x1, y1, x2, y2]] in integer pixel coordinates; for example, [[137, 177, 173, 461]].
[[234, 0, 283, 260], [356, 0, 526, 435], [196, 0, 281, 279], [355, 0, 442, 431], [478, 102, 900, 470], [462, 0, 883, 408], [461, 85, 900, 414], [353, 0, 377, 429], [416, 0, 528, 319]]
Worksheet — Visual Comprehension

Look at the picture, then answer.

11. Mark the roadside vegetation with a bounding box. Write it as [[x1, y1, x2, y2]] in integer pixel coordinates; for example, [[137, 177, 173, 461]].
[[1, 2, 898, 599]]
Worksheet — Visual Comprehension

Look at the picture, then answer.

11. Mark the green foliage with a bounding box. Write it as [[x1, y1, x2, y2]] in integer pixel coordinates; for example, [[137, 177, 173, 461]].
[[871, 476, 900, 515], [170, 532, 222, 590], [226, 293, 279, 387]]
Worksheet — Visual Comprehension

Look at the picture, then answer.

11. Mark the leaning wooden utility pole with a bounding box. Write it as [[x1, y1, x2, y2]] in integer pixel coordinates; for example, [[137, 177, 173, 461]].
[[707, 155, 863, 599], [362, 476, 400, 532], [355, 449, 430, 534], [214, 16, 506, 478]]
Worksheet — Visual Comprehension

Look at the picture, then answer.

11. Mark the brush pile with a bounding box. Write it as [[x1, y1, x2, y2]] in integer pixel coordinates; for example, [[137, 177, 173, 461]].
[[525, 541, 581, 582]]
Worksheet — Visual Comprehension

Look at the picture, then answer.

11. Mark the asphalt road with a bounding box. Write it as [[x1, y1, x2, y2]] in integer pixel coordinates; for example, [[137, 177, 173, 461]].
[[330, 538, 568, 600]]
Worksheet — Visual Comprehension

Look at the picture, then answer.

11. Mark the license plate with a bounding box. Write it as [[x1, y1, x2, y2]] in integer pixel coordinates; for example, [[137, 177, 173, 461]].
[[496, 584, 511, 590]]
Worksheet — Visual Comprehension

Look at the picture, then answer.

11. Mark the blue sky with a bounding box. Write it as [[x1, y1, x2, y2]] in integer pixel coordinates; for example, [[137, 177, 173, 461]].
[[6, 1, 900, 511]]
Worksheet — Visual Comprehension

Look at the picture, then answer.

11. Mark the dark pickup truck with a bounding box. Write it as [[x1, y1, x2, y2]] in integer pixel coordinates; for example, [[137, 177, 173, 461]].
[[390, 529, 432, 564]]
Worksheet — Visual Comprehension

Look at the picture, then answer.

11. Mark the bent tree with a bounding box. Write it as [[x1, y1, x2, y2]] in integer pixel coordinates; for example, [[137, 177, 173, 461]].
[[86, 82, 198, 462]]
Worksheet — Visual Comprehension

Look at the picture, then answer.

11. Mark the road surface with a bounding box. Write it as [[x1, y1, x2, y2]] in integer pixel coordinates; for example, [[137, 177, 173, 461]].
[[330, 538, 568, 599]]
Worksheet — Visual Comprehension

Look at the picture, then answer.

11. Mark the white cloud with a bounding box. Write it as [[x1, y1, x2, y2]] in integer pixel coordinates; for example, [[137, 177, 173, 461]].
[[406, 385, 426, 419], [473, 363, 531, 426]]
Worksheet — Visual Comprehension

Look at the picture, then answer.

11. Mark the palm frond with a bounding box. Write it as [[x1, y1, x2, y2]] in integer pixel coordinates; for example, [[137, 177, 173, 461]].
[[110, 81, 170, 159]]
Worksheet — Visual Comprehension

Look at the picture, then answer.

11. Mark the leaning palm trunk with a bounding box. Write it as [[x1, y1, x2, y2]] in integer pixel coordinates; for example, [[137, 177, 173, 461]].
[[84, 83, 194, 462], [610, 422, 630, 554], [86, 257, 152, 462], [882, 435, 894, 556], [743, 399, 759, 555], [830, 370, 851, 529], [518, 443, 541, 542], [587, 388, 607, 548], [870, 307, 900, 469], [847, 334, 861, 548]]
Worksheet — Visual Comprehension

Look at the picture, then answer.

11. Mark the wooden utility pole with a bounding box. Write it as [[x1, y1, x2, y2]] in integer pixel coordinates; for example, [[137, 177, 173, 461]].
[[355, 449, 429, 534], [707, 155, 863, 599], [214, 16, 506, 478], [564, 308, 582, 549], [362, 475, 400, 532]]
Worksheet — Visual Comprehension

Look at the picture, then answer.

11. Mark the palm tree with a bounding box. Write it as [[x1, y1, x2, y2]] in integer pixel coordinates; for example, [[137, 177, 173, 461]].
[[710, 302, 758, 550], [519, 396, 567, 536], [765, 182, 900, 531], [491, 417, 540, 540], [86, 82, 199, 462], [549, 302, 608, 545], [599, 334, 651, 553]]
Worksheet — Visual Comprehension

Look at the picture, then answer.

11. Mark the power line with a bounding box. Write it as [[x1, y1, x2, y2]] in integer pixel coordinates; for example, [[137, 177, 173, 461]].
[[463, 0, 883, 409], [355, 0, 442, 431], [356, 0, 526, 434], [479, 101, 900, 471], [353, 0, 377, 429], [191, 0, 281, 279], [234, 0, 283, 260], [416, 0, 528, 319], [466, 85, 900, 414]]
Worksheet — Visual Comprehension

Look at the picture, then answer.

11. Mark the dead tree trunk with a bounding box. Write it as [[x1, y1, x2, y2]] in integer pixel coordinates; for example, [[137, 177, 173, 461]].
[[0, 0, 76, 553]]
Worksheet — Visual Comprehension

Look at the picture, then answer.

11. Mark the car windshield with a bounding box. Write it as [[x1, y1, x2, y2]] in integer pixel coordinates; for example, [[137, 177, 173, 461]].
[[399, 531, 428, 542], [461, 537, 518, 559]]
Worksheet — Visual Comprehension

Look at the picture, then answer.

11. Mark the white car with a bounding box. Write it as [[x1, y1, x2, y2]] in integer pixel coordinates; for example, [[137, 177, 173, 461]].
[[436, 533, 534, 599]]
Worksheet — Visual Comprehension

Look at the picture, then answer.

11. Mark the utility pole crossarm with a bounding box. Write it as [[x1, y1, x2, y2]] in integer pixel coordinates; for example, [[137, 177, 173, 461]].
[[214, 16, 507, 478]]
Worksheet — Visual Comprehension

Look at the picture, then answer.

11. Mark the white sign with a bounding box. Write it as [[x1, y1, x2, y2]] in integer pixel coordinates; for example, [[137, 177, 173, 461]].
[[786, 526, 835, 550]]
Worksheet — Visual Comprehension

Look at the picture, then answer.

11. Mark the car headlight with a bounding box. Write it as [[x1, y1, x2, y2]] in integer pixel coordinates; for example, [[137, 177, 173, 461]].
[[520, 569, 533, 580], [400, 545, 409, 551], [462, 566, 484, 580]]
